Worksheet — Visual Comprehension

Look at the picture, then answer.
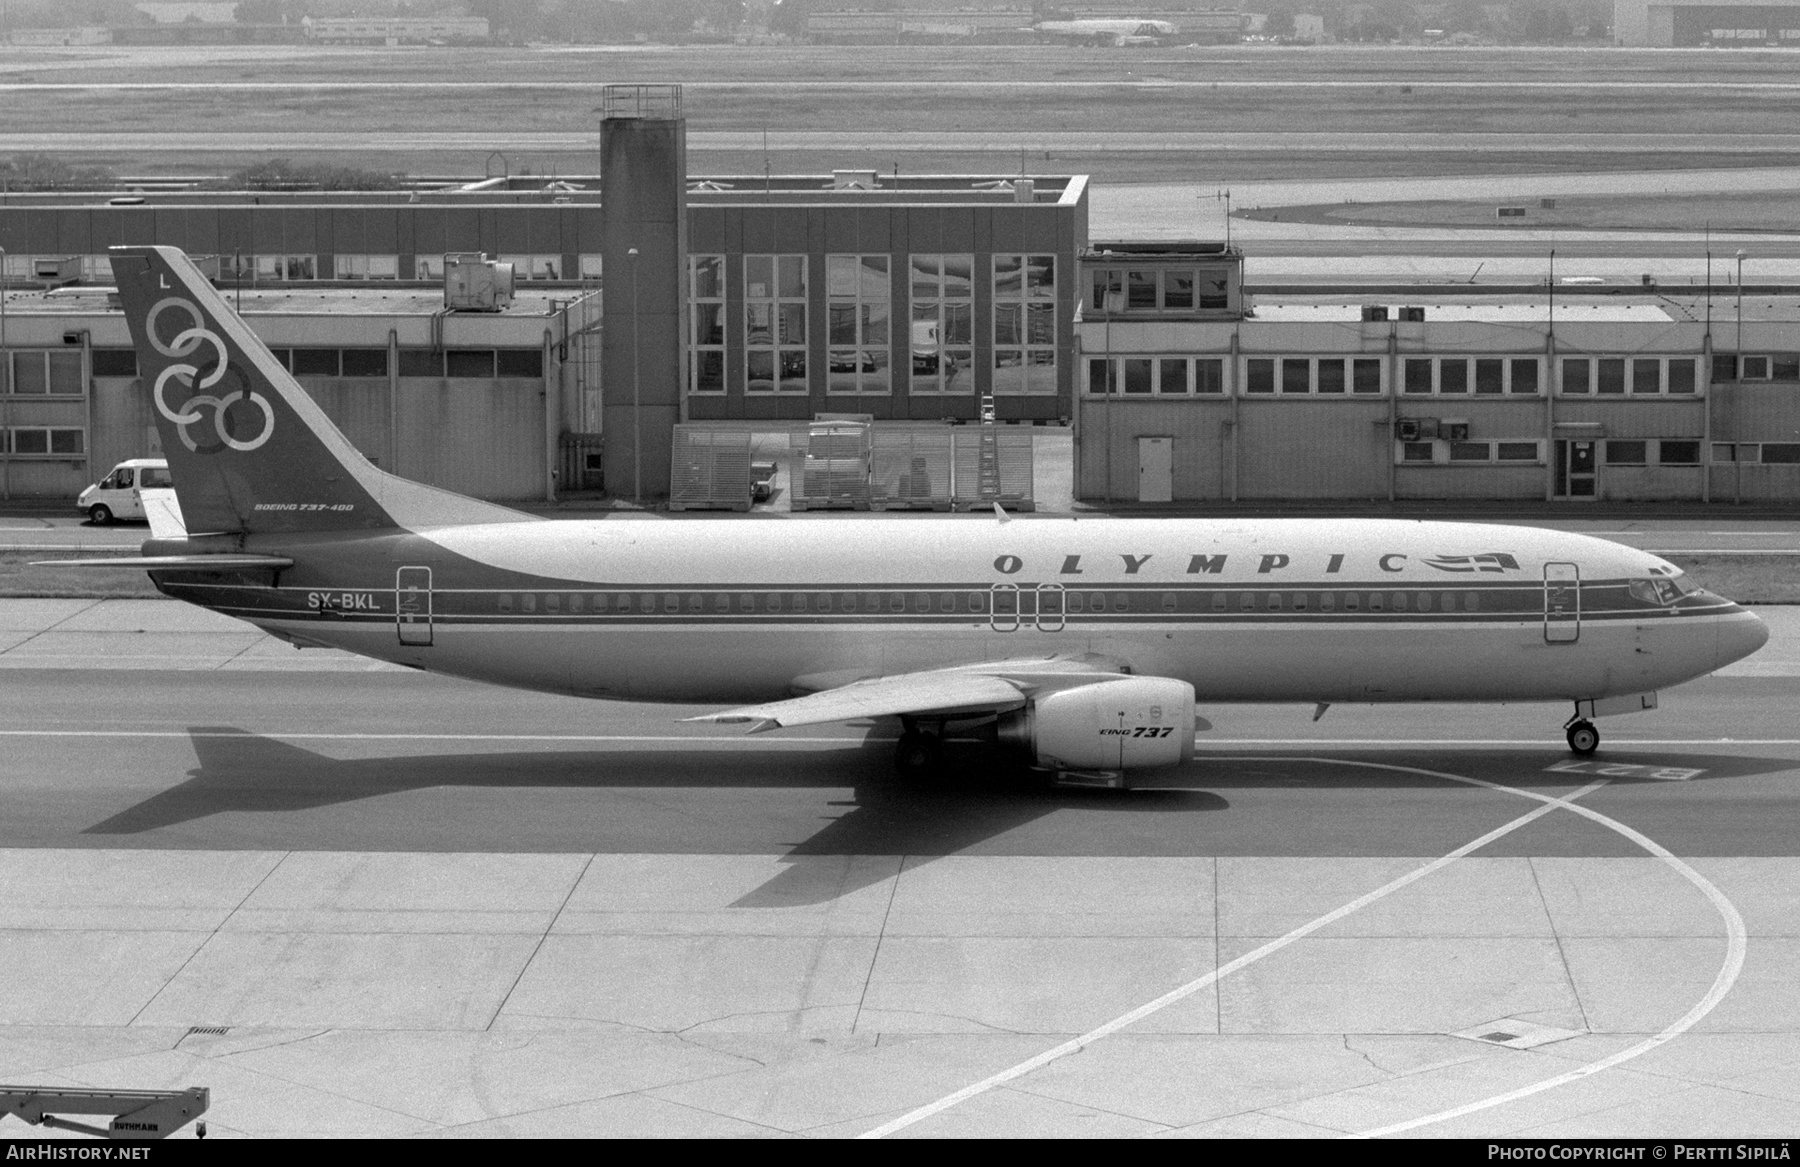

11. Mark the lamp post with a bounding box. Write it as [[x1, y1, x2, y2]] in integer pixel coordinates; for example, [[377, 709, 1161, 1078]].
[[1, 244, 8, 501], [628, 247, 641, 506], [1736, 249, 1747, 504]]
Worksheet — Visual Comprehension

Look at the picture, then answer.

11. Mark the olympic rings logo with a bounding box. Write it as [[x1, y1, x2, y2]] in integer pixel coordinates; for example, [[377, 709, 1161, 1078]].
[[146, 296, 274, 454]]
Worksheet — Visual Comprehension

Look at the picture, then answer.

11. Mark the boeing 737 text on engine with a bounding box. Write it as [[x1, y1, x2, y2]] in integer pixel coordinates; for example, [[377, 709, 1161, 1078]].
[[64, 246, 1770, 785]]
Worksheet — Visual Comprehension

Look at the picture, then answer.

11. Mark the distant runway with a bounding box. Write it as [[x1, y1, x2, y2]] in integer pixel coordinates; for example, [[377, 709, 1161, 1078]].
[[5, 130, 1799, 156]]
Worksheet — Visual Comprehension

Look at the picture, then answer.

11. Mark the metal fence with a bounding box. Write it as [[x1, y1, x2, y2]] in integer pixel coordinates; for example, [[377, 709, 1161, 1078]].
[[669, 426, 754, 511], [669, 422, 1035, 512]]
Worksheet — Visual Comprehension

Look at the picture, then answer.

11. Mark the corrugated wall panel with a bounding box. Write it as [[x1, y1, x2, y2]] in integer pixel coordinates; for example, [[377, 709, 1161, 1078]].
[[302, 379, 391, 468], [1396, 466, 1545, 500], [1238, 399, 1389, 499], [88, 376, 157, 477], [1594, 465, 1705, 502], [392, 378, 545, 499], [1075, 399, 1232, 501], [1713, 386, 1800, 442]]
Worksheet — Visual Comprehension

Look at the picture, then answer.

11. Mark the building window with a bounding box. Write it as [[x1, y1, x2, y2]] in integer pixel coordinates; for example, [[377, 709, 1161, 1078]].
[[745, 254, 807, 394], [3, 351, 83, 395], [398, 349, 441, 377], [445, 349, 496, 378], [1088, 265, 1229, 312], [293, 348, 339, 376], [910, 253, 973, 395], [1086, 356, 1224, 396], [334, 254, 399, 280], [495, 349, 542, 378], [6, 427, 83, 456], [689, 255, 725, 395], [416, 255, 446, 280], [993, 253, 1056, 395], [339, 349, 389, 377], [90, 349, 137, 378], [1562, 356, 1696, 395], [1659, 440, 1702, 465], [253, 254, 318, 281], [1245, 356, 1383, 395], [501, 254, 562, 281], [826, 254, 890, 395], [1414, 439, 1545, 464], [1606, 440, 1648, 466], [1407, 356, 1539, 395]]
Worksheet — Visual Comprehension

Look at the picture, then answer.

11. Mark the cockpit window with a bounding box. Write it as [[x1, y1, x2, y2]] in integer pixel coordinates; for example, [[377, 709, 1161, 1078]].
[[1631, 575, 1695, 606]]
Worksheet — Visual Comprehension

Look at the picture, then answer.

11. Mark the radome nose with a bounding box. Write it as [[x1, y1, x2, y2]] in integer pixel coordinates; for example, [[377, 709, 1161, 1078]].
[[1717, 608, 1770, 671]]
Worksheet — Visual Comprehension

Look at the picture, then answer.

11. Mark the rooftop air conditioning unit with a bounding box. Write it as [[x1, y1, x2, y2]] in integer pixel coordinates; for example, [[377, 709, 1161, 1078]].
[[1399, 306, 1426, 322], [443, 252, 515, 312], [1360, 305, 1388, 322], [33, 256, 80, 287], [1443, 421, 1470, 441], [1395, 418, 1420, 441]]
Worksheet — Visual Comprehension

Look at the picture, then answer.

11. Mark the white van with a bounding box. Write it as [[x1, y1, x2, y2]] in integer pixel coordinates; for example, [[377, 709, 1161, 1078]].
[[77, 458, 172, 525]]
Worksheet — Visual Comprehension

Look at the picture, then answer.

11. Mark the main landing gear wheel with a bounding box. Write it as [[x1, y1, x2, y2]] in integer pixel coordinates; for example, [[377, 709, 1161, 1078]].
[[1566, 719, 1600, 756], [894, 730, 945, 778], [88, 504, 112, 526]]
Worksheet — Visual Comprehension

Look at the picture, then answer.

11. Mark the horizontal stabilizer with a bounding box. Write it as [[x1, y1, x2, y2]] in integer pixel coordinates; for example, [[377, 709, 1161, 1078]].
[[140, 487, 186, 540], [34, 555, 295, 569]]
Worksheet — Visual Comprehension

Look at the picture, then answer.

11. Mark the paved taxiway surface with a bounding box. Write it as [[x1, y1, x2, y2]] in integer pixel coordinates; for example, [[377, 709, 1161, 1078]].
[[0, 598, 1796, 1137]]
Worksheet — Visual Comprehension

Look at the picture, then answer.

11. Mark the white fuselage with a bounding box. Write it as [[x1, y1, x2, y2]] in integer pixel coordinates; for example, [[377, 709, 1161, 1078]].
[[198, 517, 1767, 709]]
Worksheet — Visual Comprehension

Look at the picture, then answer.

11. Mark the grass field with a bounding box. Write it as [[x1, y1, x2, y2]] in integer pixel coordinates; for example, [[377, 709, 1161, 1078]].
[[0, 553, 160, 599], [1243, 190, 1800, 233], [8, 44, 1800, 183]]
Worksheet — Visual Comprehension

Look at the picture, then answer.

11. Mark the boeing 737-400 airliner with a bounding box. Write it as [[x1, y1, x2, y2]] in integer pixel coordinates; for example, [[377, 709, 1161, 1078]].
[[72, 246, 1769, 785]]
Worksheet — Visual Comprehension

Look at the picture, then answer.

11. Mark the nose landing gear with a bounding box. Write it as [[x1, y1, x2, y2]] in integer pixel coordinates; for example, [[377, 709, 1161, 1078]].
[[1564, 717, 1599, 756]]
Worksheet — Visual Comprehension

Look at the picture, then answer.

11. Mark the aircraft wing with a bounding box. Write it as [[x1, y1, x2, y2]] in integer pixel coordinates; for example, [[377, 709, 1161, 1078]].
[[685, 657, 1130, 733]]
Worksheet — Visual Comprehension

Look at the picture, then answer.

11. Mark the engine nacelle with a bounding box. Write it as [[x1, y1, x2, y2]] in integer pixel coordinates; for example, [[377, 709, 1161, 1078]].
[[998, 676, 1197, 771]]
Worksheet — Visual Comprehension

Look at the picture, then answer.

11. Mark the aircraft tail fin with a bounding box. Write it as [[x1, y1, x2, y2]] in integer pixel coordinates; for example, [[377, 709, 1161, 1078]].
[[108, 246, 536, 537]]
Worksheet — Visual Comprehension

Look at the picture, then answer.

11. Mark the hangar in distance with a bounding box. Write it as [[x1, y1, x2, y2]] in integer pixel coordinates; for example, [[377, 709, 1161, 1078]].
[[83, 246, 1769, 785]]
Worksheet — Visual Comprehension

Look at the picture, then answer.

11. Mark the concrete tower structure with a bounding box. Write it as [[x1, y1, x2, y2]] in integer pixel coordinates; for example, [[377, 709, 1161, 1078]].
[[600, 84, 687, 502]]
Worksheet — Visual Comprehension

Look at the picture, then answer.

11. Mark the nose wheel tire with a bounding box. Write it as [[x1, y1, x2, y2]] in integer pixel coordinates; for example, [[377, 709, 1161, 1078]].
[[894, 730, 945, 778], [88, 504, 113, 526], [1566, 719, 1599, 756]]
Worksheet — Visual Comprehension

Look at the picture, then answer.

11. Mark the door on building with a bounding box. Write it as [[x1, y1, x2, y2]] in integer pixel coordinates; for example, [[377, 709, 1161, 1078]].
[[1554, 440, 1597, 499], [1544, 562, 1580, 643], [1138, 436, 1173, 502], [396, 566, 433, 646]]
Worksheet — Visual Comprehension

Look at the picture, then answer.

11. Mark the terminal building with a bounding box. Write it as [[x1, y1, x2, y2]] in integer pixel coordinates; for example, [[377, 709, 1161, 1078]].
[[2, 84, 1799, 509], [1075, 242, 1800, 504], [1613, 0, 1800, 44]]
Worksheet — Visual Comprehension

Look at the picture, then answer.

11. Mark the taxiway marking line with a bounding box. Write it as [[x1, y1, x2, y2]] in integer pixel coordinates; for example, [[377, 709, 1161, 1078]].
[[0, 730, 1796, 749], [1352, 768, 1748, 1138], [857, 776, 1607, 1140]]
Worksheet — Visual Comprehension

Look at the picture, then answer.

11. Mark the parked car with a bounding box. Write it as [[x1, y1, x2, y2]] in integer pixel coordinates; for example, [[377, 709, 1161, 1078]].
[[78, 458, 171, 525]]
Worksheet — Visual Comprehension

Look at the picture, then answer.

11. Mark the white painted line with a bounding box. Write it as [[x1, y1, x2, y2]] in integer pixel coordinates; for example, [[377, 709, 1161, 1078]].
[[856, 773, 1608, 1140], [1203, 738, 1800, 747], [1355, 779, 1748, 1137], [1545, 760, 1706, 781], [0, 730, 1795, 751]]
